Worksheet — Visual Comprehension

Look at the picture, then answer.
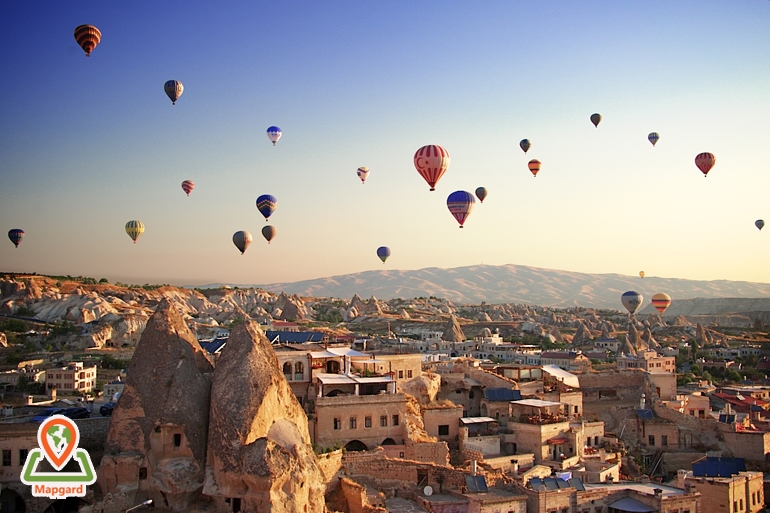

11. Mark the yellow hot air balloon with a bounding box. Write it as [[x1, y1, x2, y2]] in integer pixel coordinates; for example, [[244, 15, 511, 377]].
[[125, 220, 144, 244], [639, 271, 645, 279]]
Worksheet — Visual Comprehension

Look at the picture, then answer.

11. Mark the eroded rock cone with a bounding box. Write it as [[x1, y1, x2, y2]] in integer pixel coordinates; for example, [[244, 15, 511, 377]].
[[203, 321, 325, 512], [442, 314, 465, 342]]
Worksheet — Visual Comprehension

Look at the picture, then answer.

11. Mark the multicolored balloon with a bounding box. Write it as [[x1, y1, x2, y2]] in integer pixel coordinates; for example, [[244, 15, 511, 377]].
[[648, 132, 660, 147], [164, 80, 184, 105], [520, 139, 531, 153], [357, 167, 370, 184], [7, 229, 24, 248], [528, 159, 541, 177], [590, 113, 602, 127], [621, 291, 643, 314], [267, 126, 282, 146], [447, 191, 475, 228], [74, 25, 101, 57], [756, 220, 765, 231], [261, 225, 276, 244], [376, 246, 391, 263], [639, 271, 645, 279], [125, 220, 144, 244], [256, 194, 277, 221], [475, 187, 488, 203], [414, 145, 450, 191], [233, 231, 252, 254], [181, 180, 195, 196], [695, 153, 715, 177], [651, 293, 672, 315]]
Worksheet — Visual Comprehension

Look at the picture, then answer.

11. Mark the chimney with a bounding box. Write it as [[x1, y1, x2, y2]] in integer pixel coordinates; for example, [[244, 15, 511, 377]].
[[654, 488, 663, 498], [471, 460, 477, 477]]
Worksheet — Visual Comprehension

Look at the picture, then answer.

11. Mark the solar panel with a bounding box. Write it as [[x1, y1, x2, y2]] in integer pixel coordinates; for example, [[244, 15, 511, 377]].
[[569, 478, 585, 491], [544, 478, 559, 490], [530, 478, 544, 490], [556, 479, 570, 489], [475, 476, 488, 492], [636, 409, 654, 419], [466, 476, 478, 492]]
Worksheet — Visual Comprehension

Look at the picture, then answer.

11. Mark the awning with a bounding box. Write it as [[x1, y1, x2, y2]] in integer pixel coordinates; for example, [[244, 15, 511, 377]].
[[309, 350, 339, 359], [327, 347, 371, 357], [511, 399, 564, 408], [547, 437, 568, 445], [542, 365, 580, 388], [607, 498, 657, 512], [460, 417, 497, 425], [315, 373, 357, 385]]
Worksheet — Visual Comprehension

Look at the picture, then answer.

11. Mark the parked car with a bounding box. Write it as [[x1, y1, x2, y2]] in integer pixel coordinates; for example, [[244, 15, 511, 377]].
[[31, 407, 65, 423], [99, 402, 116, 416], [63, 407, 90, 419]]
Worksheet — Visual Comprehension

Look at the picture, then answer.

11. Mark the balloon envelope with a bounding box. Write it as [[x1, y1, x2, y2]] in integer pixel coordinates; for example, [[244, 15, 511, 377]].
[[519, 139, 531, 153], [164, 80, 184, 105], [648, 132, 660, 147], [621, 291, 643, 314], [475, 187, 488, 203], [125, 220, 144, 244], [639, 271, 645, 279], [376, 246, 391, 263], [233, 231, 253, 254], [8, 229, 24, 248], [414, 145, 450, 191], [261, 225, 276, 244], [756, 220, 765, 231], [651, 293, 672, 315], [528, 159, 541, 177], [357, 167, 370, 184], [267, 126, 282, 146], [447, 191, 475, 228], [74, 25, 101, 56], [256, 194, 277, 221], [695, 153, 715, 177], [181, 180, 195, 196], [590, 113, 602, 127]]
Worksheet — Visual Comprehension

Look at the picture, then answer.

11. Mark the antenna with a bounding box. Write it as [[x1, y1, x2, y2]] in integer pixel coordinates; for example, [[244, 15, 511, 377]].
[[423, 485, 433, 496]]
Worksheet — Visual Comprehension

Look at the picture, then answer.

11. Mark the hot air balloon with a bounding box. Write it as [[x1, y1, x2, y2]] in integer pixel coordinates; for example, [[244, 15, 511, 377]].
[[639, 271, 645, 279], [164, 80, 184, 105], [376, 246, 391, 263], [125, 220, 144, 244], [262, 225, 276, 244], [695, 153, 715, 177], [528, 159, 541, 177], [756, 220, 765, 231], [520, 139, 531, 153], [651, 293, 672, 315], [447, 191, 475, 228], [590, 113, 602, 127], [475, 187, 488, 203], [7, 229, 24, 248], [256, 194, 277, 221], [621, 291, 643, 314], [267, 126, 282, 146], [181, 180, 195, 196], [648, 132, 660, 147], [233, 231, 252, 254], [414, 145, 450, 191], [74, 25, 101, 56], [357, 167, 370, 184]]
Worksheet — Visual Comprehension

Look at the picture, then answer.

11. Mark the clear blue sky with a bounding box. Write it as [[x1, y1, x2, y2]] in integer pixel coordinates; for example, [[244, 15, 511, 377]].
[[2, 1, 769, 286]]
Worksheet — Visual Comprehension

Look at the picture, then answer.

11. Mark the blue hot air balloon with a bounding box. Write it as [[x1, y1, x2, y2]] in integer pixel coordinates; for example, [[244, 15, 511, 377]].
[[267, 126, 282, 146], [256, 194, 277, 221], [376, 246, 391, 263], [8, 229, 24, 248], [621, 291, 643, 314], [447, 191, 476, 228]]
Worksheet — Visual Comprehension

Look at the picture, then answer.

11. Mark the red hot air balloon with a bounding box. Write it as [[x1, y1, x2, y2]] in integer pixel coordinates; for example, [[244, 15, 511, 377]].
[[528, 159, 541, 177], [695, 153, 715, 177], [447, 191, 475, 228], [181, 180, 195, 196], [414, 145, 450, 191], [74, 25, 101, 56]]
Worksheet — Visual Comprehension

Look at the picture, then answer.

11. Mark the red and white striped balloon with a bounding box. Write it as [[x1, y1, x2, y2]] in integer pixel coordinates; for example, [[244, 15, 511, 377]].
[[695, 153, 715, 177], [181, 180, 195, 196], [414, 145, 450, 191]]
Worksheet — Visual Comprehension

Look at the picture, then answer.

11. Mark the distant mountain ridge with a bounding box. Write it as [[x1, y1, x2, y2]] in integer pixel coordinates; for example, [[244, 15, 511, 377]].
[[202, 264, 770, 310]]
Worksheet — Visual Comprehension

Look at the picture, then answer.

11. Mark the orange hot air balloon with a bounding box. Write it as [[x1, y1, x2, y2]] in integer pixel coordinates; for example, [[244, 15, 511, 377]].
[[528, 159, 541, 177], [651, 293, 672, 315], [414, 145, 450, 191], [74, 25, 101, 56], [181, 180, 195, 196], [695, 153, 715, 177]]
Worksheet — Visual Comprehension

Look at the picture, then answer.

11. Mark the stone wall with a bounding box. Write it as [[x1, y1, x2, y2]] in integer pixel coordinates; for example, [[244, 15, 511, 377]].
[[579, 370, 645, 403], [75, 416, 111, 451]]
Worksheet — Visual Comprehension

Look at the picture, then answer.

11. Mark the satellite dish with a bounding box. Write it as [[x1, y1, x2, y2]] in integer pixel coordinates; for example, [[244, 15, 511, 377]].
[[424, 485, 433, 496]]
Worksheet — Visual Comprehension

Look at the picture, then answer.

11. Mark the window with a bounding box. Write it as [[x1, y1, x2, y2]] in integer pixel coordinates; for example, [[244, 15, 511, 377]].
[[734, 501, 738, 512], [594, 436, 599, 446], [574, 406, 579, 414], [740, 499, 743, 510], [662, 435, 668, 446], [19, 449, 27, 465], [282, 362, 291, 375], [438, 425, 449, 436], [333, 417, 341, 430], [365, 416, 372, 428], [139, 467, 147, 480], [349, 417, 357, 429], [173, 433, 182, 447], [407, 370, 413, 378], [380, 415, 387, 427], [648, 435, 655, 446], [392, 414, 399, 426], [469, 391, 475, 399], [294, 362, 304, 374], [398, 370, 404, 379], [2, 450, 10, 466]]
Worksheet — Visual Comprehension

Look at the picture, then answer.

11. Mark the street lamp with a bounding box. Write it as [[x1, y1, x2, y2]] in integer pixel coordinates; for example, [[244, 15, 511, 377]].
[[125, 499, 153, 512]]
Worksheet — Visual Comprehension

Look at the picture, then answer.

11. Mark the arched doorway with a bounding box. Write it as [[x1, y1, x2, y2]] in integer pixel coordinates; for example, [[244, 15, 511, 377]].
[[326, 360, 340, 374], [326, 389, 344, 397], [381, 438, 397, 446], [0, 489, 25, 513], [344, 440, 367, 452]]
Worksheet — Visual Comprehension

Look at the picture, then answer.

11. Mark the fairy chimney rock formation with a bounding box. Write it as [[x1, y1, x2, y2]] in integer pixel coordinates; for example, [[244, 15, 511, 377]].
[[99, 299, 214, 510], [618, 335, 637, 356], [442, 314, 465, 342], [203, 321, 326, 512]]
